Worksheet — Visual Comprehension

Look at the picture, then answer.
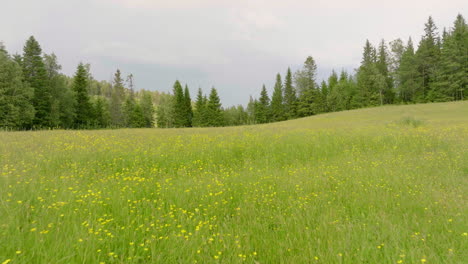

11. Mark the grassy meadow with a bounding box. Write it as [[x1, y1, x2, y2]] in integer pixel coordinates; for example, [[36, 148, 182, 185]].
[[1, 101, 467, 263]]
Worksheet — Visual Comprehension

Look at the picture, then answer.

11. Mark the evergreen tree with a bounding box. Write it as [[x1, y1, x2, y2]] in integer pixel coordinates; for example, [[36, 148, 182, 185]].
[[0, 49, 35, 128], [271, 73, 285, 121], [283, 67, 297, 119], [377, 40, 395, 104], [22, 36, 50, 127], [43, 53, 75, 128], [295, 56, 319, 116], [72, 63, 93, 127], [123, 95, 136, 127], [193, 88, 207, 127], [356, 40, 385, 106], [326, 70, 339, 111], [430, 14, 467, 101], [184, 85, 193, 127], [415, 16, 440, 102], [140, 92, 154, 127], [256, 85, 270, 124], [206, 87, 223, 127], [246, 96, 257, 124], [110, 69, 125, 126], [93, 97, 110, 128], [172, 80, 186, 128], [398, 38, 420, 102]]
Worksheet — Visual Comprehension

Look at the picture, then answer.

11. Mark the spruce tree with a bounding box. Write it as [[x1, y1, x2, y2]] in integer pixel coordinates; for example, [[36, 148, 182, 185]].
[[184, 85, 193, 127], [172, 80, 186, 128], [22, 36, 51, 127], [415, 16, 440, 102], [256, 85, 270, 124], [283, 67, 297, 119], [206, 87, 223, 127], [72, 63, 93, 127], [356, 40, 385, 106], [110, 69, 125, 126], [193, 88, 206, 127], [271, 73, 285, 121], [295, 56, 319, 116], [398, 38, 420, 102], [431, 14, 467, 101], [377, 40, 395, 104]]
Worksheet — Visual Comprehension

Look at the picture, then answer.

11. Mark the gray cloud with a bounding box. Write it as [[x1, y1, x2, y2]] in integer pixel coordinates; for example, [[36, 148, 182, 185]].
[[1, 0, 466, 105]]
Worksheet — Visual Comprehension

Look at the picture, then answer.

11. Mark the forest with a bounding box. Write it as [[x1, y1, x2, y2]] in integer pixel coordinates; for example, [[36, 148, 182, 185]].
[[0, 14, 466, 130]]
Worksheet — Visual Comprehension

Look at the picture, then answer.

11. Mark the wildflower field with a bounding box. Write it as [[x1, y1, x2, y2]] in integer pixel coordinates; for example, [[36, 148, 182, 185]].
[[1, 102, 467, 264]]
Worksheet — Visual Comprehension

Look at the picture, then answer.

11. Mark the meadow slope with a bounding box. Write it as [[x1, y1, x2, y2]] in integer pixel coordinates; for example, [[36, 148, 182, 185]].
[[1, 101, 467, 263]]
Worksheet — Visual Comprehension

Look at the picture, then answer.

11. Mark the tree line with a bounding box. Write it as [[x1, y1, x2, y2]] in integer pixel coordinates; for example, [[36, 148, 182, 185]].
[[1, 14, 466, 130], [0, 37, 155, 129]]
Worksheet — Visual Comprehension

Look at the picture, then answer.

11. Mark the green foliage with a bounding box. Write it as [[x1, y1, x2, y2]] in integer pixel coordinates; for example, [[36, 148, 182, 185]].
[[295, 56, 319, 117], [0, 50, 34, 128], [156, 93, 174, 128], [205, 87, 224, 127], [223, 105, 248, 126], [110, 69, 125, 127], [397, 38, 420, 102], [72, 63, 93, 127], [22, 36, 51, 127], [1, 14, 467, 130], [140, 92, 155, 127], [184, 85, 193, 127], [193, 88, 208, 127], [283, 68, 297, 119], [271, 74, 285, 122], [171, 80, 186, 128], [415, 16, 441, 102], [255, 85, 270, 124], [92, 97, 110, 128]]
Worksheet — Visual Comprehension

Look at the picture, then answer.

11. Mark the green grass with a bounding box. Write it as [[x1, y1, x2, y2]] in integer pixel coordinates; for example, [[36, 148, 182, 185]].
[[1, 101, 467, 263]]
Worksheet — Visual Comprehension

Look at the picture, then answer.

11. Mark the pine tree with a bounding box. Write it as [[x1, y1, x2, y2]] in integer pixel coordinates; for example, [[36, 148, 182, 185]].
[[22, 36, 51, 127], [431, 14, 467, 101], [206, 87, 223, 127], [398, 38, 420, 102], [256, 85, 270, 124], [172, 80, 186, 128], [377, 40, 395, 104], [72, 63, 93, 127], [184, 85, 193, 127], [295, 56, 319, 116], [193, 88, 207, 127], [283, 67, 297, 119], [356, 40, 385, 106], [271, 73, 284, 121], [110, 69, 125, 126], [0, 49, 35, 128], [326, 70, 339, 111], [415, 16, 440, 102]]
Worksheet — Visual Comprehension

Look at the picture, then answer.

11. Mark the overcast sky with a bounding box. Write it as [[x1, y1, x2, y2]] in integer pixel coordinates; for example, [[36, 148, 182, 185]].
[[1, 0, 466, 106]]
